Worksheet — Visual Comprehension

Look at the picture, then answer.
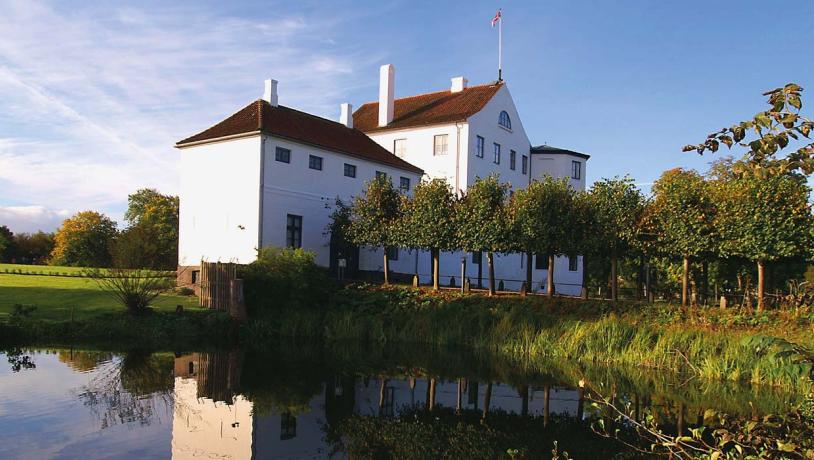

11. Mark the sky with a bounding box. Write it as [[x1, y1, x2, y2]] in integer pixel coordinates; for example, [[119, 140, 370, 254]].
[[1, 0, 812, 233]]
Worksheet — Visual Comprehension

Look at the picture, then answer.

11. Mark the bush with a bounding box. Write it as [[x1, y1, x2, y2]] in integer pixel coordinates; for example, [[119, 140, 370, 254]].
[[239, 247, 336, 318]]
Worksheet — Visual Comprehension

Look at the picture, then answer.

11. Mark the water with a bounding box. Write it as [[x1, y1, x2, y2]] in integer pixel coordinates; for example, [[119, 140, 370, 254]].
[[0, 344, 800, 459]]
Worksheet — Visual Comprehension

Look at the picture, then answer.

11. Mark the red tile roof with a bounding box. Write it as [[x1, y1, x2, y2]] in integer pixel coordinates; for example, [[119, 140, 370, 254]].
[[353, 82, 503, 133], [176, 100, 423, 174]]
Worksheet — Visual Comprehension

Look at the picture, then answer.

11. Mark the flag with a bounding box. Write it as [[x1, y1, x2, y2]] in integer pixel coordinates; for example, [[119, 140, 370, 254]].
[[491, 9, 501, 27]]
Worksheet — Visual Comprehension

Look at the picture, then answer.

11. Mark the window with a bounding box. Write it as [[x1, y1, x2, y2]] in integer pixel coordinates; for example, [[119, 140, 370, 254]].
[[571, 161, 581, 180], [387, 247, 399, 261], [308, 155, 323, 171], [521, 155, 528, 174], [280, 412, 297, 440], [191, 270, 200, 284], [275, 147, 291, 163], [475, 135, 485, 158], [493, 143, 501, 164], [399, 176, 410, 190], [472, 251, 482, 264], [394, 139, 407, 158], [375, 171, 387, 180], [499, 111, 512, 130], [569, 256, 578, 271], [286, 214, 302, 248], [535, 254, 546, 270], [344, 163, 356, 178], [434, 134, 448, 156], [509, 150, 516, 170]]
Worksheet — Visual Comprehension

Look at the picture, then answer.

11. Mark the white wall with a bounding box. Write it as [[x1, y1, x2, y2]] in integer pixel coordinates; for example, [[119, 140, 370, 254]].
[[177, 136, 262, 266], [261, 135, 422, 268], [530, 152, 587, 191], [465, 85, 532, 191], [366, 123, 467, 192]]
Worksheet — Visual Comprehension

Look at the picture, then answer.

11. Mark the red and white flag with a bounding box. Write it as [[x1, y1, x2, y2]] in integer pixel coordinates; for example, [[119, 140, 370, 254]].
[[491, 9, 502, 27]]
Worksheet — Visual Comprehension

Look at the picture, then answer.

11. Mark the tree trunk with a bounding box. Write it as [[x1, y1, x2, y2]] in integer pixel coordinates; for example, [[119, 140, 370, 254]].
[[482, 382, 492, 421], [382, 250, 390, 286], [428, 378, 437, 411], [682, 256, 690, 308], [547, 254, 555, 298], [757, 259, 766, 311], [432, 248, 440, 291], [611, 253, 618, 302], [487, 251, 496, 296], [456, 379, 463, 415], [525, 252, 533, 294], [701, 260, 709, 305], [544, 385, 551, 427], [582, 254, 589, 299], [519, 384, 529, 417]]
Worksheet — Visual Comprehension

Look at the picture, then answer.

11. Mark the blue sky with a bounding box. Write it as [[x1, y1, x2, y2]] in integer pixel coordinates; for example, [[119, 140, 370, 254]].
[[1, 0, 812, 232]]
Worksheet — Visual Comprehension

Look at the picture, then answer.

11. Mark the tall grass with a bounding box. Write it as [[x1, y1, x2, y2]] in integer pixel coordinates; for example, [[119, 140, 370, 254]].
[[255, 285, 814, 390]]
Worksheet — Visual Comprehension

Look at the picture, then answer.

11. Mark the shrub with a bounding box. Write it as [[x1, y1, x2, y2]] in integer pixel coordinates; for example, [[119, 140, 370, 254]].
[[239, 247, 336, 318]]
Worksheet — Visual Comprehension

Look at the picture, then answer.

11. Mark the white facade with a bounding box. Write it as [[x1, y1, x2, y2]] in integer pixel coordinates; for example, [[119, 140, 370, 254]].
[[359, 72, 588, 295], [178, 131, 421, 268]]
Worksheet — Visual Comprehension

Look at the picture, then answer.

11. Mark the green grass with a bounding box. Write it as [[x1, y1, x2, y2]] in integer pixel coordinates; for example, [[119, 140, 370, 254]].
[[0, 263, 88, 275], [0, 271, 199, 322]]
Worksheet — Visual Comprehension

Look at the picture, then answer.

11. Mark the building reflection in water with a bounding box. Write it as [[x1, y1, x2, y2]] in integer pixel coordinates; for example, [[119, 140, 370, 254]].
[[170, 352, 581, 459]]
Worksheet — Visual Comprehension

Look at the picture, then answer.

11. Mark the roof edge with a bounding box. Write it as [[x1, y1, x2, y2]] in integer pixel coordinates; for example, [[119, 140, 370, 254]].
[[530, 145, 591, 160], [176, 130, 261, 148]]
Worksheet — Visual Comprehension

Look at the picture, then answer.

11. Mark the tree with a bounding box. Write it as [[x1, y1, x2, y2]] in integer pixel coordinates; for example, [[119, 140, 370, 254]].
[[51, 211, 118, 267], [13, 231, 55, 265], [714, 169, 813, 310], [0, 225, 13, 262], [456, 175, 512, 295], [649, 169, 716, 307], [397, 178, 458, 291], [124, 189, 179, 269], [511, 176, 575, 297], [588, 177, 645, 301], [347, 176, 402, 285], [684, 83, 814, 177]]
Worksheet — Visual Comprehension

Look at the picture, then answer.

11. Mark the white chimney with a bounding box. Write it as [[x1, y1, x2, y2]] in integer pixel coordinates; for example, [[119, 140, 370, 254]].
[[378, 64, 395, 127], [451, 76, 468, 93], [340, 103, 353, 128], [263, 79, 278, 107]]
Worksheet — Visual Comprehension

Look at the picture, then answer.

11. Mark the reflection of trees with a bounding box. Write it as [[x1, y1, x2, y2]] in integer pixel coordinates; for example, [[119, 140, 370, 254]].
[[75, 350, 174, 430], [328, 405, 629, 459], [57, 349, 113, 372], [4, 348, 35, 372]]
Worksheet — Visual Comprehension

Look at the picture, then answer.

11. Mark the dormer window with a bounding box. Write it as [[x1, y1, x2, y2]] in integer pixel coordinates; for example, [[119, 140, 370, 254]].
[[498, 111, 511, 130]]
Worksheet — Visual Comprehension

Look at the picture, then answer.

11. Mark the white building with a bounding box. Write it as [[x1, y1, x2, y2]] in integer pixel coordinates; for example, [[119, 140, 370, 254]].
[[175, 79, 423, 282], [176, 66, 589, 295], [353, 65, 590, 294]]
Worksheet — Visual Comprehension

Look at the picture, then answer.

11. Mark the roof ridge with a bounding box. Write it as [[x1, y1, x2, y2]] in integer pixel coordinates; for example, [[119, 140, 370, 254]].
[[357, 81, 503, 107]]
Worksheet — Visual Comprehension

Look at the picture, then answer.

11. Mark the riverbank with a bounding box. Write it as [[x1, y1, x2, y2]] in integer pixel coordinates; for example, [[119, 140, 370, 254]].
[[251, 284, 814, 389]]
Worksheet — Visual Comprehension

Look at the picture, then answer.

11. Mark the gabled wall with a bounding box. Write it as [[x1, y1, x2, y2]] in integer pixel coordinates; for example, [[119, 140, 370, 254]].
[[177, 136, 262, 266]]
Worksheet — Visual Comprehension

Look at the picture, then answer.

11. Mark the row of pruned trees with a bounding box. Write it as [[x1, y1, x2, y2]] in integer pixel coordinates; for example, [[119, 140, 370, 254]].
[[339, 173, 636, 297], [338, 159, 813, 309]]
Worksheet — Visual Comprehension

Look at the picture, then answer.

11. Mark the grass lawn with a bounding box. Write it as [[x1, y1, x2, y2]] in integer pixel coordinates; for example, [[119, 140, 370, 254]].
[[0, 271, 201, 322], [0, 263, 88, 275]]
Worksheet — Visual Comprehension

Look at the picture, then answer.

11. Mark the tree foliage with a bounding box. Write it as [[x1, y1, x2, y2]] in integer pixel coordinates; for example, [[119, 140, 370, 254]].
[[511, 176, 576, 259], [11, 231, 55, 264], [684, 83, 814, 177], [456, 175, 513, 294], [396, 178, 458, 252], [51, 211, 118, 267], [347, 176, 402, 283], [588, 177, 645, 257], [0, 225, 13, 262], [123, 189, 179, 269], [649, 169, 716, 260]]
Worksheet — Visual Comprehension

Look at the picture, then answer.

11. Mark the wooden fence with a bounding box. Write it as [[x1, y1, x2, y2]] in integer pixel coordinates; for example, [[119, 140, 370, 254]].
[[199, 262, 246, 321]]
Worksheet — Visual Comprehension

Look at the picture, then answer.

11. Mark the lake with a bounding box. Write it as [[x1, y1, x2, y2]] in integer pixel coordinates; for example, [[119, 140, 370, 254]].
[[0, 343, 801, 459]]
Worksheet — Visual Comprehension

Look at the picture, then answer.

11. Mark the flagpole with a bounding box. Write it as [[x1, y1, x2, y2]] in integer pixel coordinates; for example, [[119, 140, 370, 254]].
[[498, 13, 503, 81]]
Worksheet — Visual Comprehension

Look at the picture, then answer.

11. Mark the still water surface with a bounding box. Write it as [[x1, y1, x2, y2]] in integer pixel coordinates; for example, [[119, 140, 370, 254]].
[[0, 344, 799, 459]]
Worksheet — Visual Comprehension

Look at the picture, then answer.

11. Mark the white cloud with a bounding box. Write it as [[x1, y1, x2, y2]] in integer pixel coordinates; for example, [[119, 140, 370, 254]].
[[0, 0, 374, 228], [0, 205, 70, 233]]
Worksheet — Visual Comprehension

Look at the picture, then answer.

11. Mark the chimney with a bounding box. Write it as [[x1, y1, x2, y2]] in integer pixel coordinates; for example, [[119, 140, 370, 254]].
[[340, 103, 353, 128], [263, 79, 278, 107], [451, 76, 468, 93], [378, 64, 395, 127]]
